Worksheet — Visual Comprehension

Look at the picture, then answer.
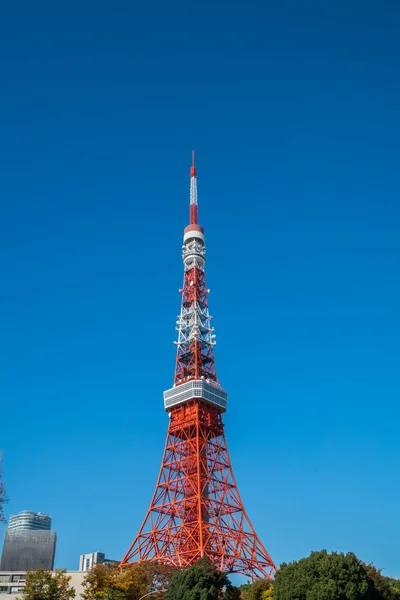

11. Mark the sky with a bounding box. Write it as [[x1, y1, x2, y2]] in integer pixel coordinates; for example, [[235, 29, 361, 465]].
[[1, 0, 400, 580]]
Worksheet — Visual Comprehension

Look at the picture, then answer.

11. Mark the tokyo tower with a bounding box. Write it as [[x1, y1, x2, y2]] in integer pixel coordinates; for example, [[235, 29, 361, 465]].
[[120, 153, 275, 580]]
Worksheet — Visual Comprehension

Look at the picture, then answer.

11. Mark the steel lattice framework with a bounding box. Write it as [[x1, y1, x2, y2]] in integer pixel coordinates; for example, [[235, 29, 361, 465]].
[[120, 153, 275, 580]]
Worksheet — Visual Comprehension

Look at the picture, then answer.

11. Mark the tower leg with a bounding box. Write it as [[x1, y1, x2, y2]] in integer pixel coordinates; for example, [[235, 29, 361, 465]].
[[120, 401, 275, 580]]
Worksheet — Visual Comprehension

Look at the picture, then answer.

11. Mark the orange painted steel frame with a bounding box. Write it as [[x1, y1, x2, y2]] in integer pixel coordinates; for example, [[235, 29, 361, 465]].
[[120, 157, 275, 580], [120, 400, 275, 579]]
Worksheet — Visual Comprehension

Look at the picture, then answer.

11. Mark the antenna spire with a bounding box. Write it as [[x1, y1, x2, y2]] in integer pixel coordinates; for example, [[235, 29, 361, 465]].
[[189, 150, 198, 224], [190, 150, 196, 177]]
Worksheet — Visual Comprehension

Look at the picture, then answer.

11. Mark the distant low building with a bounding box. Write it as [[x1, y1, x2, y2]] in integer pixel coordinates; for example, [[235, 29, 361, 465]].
[[0, 571, 86, 599], [79, 552, 118, 572], [0, 511, 56, 571]]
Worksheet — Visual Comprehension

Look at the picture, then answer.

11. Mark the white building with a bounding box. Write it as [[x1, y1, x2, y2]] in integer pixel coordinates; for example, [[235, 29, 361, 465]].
[[79, 552, 118, 572], [0, 571, 86, 599], [7, 512, 51, 532]]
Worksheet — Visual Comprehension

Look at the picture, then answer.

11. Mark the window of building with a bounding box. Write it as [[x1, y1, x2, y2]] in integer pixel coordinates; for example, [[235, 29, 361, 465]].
[[0, 586, 9, 593], [11, 576, 25, 583], [0, 578, 9, 583], [86, 558, 91, 570], [10, 587, 23, 594]]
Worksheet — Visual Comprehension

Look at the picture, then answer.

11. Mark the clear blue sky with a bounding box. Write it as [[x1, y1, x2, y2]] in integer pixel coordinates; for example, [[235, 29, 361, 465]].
[[1, 0, 399, 579]]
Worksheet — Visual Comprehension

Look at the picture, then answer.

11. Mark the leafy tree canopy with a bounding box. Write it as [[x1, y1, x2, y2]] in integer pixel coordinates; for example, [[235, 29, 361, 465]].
[[0, 467, 7, 524], [223, 585, 242, 600], [363, 563, 400, 600], [275, 550, 376, 600], [261, 586, 274, 600], [240, 579, 273, 600], [165, 557, 229, 600], [22, 569, 75, 600], [82, 562, 175, 600]]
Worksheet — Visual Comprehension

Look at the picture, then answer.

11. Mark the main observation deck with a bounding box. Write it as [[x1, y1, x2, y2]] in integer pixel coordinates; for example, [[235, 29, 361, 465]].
[[164, 379, 228, 412]]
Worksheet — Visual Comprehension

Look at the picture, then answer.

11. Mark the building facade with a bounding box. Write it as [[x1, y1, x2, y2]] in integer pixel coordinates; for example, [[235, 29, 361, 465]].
[[0, 511, 56, 571], [0, 572, 26, 597], [7, 511, 51, 532], [79, 552, 118, 571], [0, 571, 86, 599], [0, 531, 57, 571]]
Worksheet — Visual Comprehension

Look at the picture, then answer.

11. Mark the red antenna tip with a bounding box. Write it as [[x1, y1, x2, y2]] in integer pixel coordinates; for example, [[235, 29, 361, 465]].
[[190, 150, 196, 178]]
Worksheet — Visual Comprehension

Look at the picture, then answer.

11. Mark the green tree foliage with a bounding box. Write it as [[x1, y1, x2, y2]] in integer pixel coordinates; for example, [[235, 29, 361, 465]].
[[82, 562, 175, 600], [165, 557, 229, 600], [79, 552, 400, 600], [223, 586, 242, 600], [21, 569, 75, 600], [240, 580, 273, 600], [0, 467, 8, 524], [363, 563, 400, 600], [261, 585, 274, 600], [274, 550, 376, 600], [388, 579, 400, 598]]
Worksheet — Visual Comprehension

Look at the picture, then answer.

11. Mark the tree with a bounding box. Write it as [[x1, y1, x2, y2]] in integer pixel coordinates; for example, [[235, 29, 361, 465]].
[[261, 585, 274, 600], [224, 586, 242, 600], [0, 459, 8, 524], [81, 564, 118, 600], [274, 550, 376, 600], [21, 569, 75, 600], [165, 557, 229, 600], [363, 563, 400, 600], [82, 562, 175, 600], [240, 580, 273, 600]]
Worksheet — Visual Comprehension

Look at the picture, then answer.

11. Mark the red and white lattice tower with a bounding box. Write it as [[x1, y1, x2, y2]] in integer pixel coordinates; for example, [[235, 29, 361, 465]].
[[120, 153, 275, 579]]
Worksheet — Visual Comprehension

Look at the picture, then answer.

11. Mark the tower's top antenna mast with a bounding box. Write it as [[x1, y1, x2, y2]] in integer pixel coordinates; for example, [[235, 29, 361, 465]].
[[190, 149, 196, 177], [189, 150, 198, 225]]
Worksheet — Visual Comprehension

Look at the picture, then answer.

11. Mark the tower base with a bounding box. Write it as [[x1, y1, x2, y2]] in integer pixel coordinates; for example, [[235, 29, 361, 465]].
[[120, 400, 275, 580]]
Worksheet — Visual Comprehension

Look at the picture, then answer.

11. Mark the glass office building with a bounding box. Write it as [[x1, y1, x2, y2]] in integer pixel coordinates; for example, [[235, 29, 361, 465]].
[[7, 511, 51, 532], [0, 512, 56, 571]]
